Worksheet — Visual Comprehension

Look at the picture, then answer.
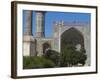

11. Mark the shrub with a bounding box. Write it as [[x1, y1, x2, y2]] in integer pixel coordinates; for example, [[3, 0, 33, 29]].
[[44, 50, 60, 66], [23, 56, 55, 69]]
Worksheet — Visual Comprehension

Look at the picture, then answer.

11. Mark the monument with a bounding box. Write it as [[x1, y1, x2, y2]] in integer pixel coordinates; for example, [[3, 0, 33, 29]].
[[23, 10, 90, 66]]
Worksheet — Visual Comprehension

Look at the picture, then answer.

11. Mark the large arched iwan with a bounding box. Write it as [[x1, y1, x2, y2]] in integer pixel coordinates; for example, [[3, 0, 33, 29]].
[[61, 27, 84, 52]]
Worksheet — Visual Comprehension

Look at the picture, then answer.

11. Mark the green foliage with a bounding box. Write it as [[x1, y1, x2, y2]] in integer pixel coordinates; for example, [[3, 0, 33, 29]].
[[44, 50, 60, 66], [60, 44, 75, 67], [60, 42, 87, 67], [23, 56, 55, 69]]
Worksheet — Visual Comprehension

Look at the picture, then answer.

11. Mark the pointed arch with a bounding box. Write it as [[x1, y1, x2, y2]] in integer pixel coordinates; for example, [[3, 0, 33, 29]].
[[61, 27, 84, 51], [42, 42, 51, 54]]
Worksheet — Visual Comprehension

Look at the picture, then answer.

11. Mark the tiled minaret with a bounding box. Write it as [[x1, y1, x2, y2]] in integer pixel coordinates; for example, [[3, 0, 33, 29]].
[[35, 11, 45, 37], [24, 10, 32, 35]]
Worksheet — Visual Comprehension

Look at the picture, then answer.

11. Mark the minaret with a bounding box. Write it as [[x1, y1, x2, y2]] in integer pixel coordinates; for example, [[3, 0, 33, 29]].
[[35, 11, 45, 37], [24, 10, 32, 35], [23, 10, 36, 56]]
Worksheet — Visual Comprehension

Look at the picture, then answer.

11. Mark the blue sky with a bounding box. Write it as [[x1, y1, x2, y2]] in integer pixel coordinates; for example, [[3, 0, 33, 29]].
[[23, 10, 91, 37]]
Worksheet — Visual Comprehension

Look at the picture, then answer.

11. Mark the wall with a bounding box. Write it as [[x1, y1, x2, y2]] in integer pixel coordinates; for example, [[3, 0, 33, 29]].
[[0, 0, 100, 80]]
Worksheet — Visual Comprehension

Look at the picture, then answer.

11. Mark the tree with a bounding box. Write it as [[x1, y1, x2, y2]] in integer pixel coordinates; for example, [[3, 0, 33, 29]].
[[44, 50, 60, 66], [60, 42, 87, 67], [60, 43, 76, 67]]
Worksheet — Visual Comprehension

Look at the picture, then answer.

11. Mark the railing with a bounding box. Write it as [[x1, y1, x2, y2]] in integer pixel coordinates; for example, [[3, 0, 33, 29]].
[[53, 21, 89, 26]]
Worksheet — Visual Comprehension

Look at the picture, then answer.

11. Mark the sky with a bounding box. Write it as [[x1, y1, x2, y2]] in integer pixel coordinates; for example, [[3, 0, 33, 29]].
[[23, 10, 91, 37]]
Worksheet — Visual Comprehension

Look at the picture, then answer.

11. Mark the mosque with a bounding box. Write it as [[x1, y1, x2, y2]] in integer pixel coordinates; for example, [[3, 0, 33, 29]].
[[23, 10, 90, 66]]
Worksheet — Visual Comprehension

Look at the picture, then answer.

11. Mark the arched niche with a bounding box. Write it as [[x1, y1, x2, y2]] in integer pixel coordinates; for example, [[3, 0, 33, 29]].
[[42, 42, 51, 54]]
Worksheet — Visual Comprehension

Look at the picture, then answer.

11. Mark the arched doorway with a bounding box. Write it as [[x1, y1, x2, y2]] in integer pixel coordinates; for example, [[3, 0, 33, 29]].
[[61, 27, 84, 51], [43, 42, 51, 54]]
